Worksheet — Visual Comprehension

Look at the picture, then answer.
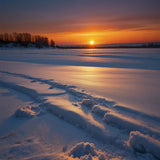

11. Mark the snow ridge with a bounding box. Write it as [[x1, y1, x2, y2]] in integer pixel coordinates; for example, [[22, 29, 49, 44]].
[[127, 131, 160, 159]]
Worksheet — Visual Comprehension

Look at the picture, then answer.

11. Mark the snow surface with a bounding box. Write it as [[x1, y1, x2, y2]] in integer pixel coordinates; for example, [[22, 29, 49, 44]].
[[92, 105, 110, 117], [127, 131, 160, 159], [0, 48, 160, 160], [15, 105, 41, 118], [67, 142, 106, 160]]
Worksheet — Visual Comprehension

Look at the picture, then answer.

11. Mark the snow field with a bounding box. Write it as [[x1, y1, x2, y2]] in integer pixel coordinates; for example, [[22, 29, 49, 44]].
[[0, 70, 160, 159]]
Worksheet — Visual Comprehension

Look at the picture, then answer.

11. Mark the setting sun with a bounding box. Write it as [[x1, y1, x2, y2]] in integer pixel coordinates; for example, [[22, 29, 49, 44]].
[[90, 41, 94, 45]]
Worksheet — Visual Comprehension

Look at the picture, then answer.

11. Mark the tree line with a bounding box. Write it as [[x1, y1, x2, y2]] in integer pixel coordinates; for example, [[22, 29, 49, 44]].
[[0, 32, 55, 48]]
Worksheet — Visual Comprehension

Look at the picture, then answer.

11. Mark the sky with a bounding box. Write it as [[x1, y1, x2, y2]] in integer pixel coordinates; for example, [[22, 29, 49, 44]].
[[0, 0, 160, 44]]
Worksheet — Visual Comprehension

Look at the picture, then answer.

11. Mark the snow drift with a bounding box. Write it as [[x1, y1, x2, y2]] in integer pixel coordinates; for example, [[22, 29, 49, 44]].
[[15, 105, 41, 118], [0, 69, 160, 160], [67, 142, 106, 160], [92, 105, 110, 117], [82, 99, 96, 107], [103, 112, 160, 138], [127, 131, 160, 159]]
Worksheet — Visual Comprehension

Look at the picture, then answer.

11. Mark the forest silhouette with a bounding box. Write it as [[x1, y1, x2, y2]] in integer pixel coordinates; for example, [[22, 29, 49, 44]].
[[0, 32, 55, 48]]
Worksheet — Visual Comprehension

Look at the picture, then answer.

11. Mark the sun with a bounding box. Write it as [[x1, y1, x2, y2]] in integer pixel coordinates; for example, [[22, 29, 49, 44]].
[[90, 41, 94, 45]]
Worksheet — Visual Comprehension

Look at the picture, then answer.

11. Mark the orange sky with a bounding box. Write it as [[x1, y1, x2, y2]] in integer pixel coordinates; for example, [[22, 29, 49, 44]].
[[1, 0, 160, 45], [43, 29, 160, 45]]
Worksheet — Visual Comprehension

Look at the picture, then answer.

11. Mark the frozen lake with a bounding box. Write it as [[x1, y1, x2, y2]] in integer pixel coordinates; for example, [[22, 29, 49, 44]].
[[0, 48, 160, 160], [0, 48, 160, 116]]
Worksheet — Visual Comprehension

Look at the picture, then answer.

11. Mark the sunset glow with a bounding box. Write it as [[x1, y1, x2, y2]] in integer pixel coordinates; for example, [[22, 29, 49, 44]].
[[0, 1, 160, 159], [44, 29, 160, 45], [1, 0, 160, 45], [90, 41, 94, 45]]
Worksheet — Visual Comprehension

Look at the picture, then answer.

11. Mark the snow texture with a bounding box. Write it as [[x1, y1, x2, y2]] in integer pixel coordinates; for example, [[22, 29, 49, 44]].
[[15, 105, 40, 118], [82, 99, 96, 107], [103, 112, 160, 138], [68, 142, 106, 160], [92, 105, 110, 117], [0, 58, 160, 160], [127, 131, 160, 159]]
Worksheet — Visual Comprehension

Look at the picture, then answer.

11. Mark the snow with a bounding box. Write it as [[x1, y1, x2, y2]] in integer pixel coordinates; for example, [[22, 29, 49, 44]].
[[68, 142, 97, 158], [92, 105, 110, 117], [15, 105, 41, 118], [82, 99, 96, 107], [127, 131, 160, 159], [103, 112, 160, 138], [0, 48, 160, 160], [67, 142, 106, 160]]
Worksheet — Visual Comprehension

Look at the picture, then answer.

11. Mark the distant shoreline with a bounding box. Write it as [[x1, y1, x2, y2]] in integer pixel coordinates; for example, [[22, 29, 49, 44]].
[[56, 46, 160, 49], [1, 42, 160, 49], [56, 42, 160, 49]]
